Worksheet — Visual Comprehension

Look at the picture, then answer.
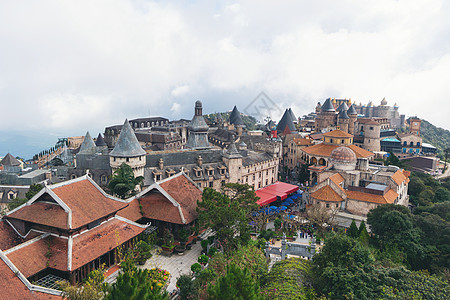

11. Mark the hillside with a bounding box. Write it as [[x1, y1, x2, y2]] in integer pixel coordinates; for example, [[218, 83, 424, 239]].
[[204, 112, 259, 131], [419, 119, 450, 158]]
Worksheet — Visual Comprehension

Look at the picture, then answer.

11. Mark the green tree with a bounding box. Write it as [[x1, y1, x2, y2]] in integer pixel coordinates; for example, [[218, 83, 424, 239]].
[[384, 152, 405, 168], [347, 219, 359, 238], [177, 274, 197, 300], [108, 163, 144, 199], [367, 204, 425, 270], [59, 265, 108, 300], [311, 234, 376, 299], [207, 264, 263, 300], [25, 183, 43, 200], [434, 187, 450, 203], [106, 264, 168, 300], [197, 183, 259, 252]]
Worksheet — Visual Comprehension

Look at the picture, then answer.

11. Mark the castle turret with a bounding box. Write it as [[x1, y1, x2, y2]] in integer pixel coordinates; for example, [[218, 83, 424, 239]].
[[186, 101, 211, 149], [78, 132, 97, 155], [338, 109, 350, 133], [229, 105, 245, 136], [347, 105, 358, 135], [109, 119, 146, 178]]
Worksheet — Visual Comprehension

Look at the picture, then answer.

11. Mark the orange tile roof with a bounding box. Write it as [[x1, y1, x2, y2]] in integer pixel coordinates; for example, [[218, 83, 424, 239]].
[[293, 138, 312, 146], [0, 221, 41, 251], [329, 173, 345, 192], [8, 178, 129, 230], [302, 143, 373, 159], [0, 255, 62, 299], [52, 179, 128, 229], [116, 199, 142, 222], [347, 145, 374, 159], [346, 189, 398, 204], [311, 186, 343, 202], [323, 130, 353, 138], [391, 169, 407, 185], [71, 218, 145, 270], [8, 202, 68, 229], [159, 175, 201, 224], [7, 236, 68, 278], [140, 192, 185, 224]]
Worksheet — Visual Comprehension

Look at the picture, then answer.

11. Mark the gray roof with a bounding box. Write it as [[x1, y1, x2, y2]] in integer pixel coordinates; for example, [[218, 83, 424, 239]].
[[0, 153, 21, 166], [188, 115, 209, 132], [110, 119, 146, 157], [146, 149, 224, 168], [321, 98, 336, 112], [78, 132, 97, 155], [347, 105, 357, 115], [229, 106, 244, 125], [338, 109, 349, 119], [224, 142, 243, 159], [337, 102, 349, 112], [95, 133, 107, 147], [288, 108, 297, 122], [276, 109, 296, 133]]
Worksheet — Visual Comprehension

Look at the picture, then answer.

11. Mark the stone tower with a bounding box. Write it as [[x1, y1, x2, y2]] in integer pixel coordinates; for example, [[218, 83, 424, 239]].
[[362, 119, 381, 152], [109, 119, 147, 178], [409, 118, 421, 136], [315, 98, 337, 132], [347, 105, 358, 135], [186, 101, 211, 149], [222, 140, 243, 184], [229, 105, 245, 136], [337, 109, 350, 133]]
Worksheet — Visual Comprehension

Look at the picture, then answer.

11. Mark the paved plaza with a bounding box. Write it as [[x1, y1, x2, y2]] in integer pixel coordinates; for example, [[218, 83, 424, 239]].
[[139, 243, 203, 293]]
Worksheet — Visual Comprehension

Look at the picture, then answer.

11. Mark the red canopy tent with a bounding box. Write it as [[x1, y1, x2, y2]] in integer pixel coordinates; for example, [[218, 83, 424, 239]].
[[255, 182, 299, 206]]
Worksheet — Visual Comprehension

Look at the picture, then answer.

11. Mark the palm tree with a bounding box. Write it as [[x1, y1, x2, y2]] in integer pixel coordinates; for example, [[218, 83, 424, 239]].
[[108, 163, 144, 199]]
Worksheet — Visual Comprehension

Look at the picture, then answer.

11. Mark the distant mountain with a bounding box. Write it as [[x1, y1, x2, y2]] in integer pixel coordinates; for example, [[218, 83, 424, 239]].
[[420, 120, 450, 158], [204, 112, 260, 131]]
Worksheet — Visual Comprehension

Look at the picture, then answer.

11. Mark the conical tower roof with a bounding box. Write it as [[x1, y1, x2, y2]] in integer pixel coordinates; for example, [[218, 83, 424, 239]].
[[276, 109, 296, 133], [337, 102, 349, 112], [347, 105, 357, 115], [78, 132, 97, 155], [0, 153, 21, 166], [288, 108, 297, 122], [95, 133, 107, 147], [110, 119, 146, 157], [321, 98, 335, 112], [338, 109, 349, 119], [224, 140, 242, 158], [229, 106, 244, 125]]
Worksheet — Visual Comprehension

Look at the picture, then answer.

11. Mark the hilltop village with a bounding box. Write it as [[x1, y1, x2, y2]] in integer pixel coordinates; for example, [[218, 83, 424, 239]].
[[0, 98, 447, 298]]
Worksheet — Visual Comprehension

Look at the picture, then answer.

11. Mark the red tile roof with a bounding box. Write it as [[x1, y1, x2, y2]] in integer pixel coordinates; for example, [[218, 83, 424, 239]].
[[293, 138, 313, 146], [329, 173, 345, 192], [323, 130, 353, 138], [311, 186, 343, 202], [391, 169, 408, 185], [0, 220, 41, 251], [7, 177, 128, 230], [0, 254, 62, 299], [116, 199, 142, 222], [347, 189, 398, 204], [8, 202, 68, 229], [302, 143, 373, 159], [71, 218, 145, 270], [159, 175, 201, 224], [7, 236, 68, 277]]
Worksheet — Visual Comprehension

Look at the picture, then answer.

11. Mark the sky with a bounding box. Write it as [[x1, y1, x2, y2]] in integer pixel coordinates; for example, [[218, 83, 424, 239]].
[[1, 0, 449, 159]]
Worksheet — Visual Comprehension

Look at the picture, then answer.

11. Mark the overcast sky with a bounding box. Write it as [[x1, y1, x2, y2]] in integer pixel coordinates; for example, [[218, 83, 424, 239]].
[[1, 0, 449, 158]]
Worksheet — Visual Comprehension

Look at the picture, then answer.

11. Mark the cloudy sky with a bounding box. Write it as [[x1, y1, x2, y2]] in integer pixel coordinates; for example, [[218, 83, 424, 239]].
[[1, 0, 449, 158]]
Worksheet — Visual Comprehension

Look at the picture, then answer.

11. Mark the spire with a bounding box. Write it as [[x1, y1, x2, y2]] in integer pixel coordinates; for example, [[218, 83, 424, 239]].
[[321, 98, 335, 112], [186, 101, 211, 149], [95, 133, 107, 147], [347, 105, 357, 116], [110, 119, 146, 157], [276, 109, 296, 134], [78, 132, 97, 155], [224, 139, 242, 159], [337, 102, 349, 112], [338, 109, 349, 119], [288, 108, 297, 122], [229, 105, 244, 125]]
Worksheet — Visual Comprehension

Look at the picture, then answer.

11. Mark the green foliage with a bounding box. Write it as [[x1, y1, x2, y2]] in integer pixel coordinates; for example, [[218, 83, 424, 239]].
[[258, 229, 275, 241], [198, 254, 209, 264], [359, 223, 370, 247], [207, 263, 263, 300], [7, 198, 28, 211], [311, 234, 376, 299], [59, 265, 108, 300], [25, 183, 43, 199], [347, 219, 359, 238], [384, 152, 406, 168], [134, 240, 152, 263], [191, 263, 202, 275], [228, 245, 268, 281], [108, 163, 144, 199], [274, 218, 282, 230], [177, 274, 197, 300], [197, 183, 259, 252], [419, 119, 450, 158], [208, 247, 217, 257], [106, 264, 169, 300], [367, 204, 425, 270], [178, 228, 190, 243], [261, 258, 316, 299], [200, 239, 209, 251]]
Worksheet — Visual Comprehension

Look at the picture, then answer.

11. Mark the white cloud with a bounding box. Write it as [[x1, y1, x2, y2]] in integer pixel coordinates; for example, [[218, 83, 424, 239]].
[[0, 0, 449, 157]]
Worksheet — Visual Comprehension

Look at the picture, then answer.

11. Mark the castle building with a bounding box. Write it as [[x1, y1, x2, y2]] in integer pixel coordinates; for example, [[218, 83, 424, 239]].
[[314, 98, 358, 135], [353, 98, 405, 129], [309, 146, 410, 216]]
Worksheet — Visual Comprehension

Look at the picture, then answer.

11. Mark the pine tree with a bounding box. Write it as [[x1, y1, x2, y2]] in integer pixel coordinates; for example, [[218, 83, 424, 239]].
[[347, 220, 359, 238], [207, 263, 263, 300], [359, 225, 370, 247]]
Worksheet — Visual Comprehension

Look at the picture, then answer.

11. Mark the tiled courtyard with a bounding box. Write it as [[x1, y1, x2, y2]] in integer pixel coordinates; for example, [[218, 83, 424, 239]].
[[139, 243, 203, 293]]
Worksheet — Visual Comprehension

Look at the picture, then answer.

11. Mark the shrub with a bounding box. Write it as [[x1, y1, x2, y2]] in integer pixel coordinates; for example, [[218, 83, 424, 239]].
[[198, 254, 209, 264], [191, 263, 202, 275]]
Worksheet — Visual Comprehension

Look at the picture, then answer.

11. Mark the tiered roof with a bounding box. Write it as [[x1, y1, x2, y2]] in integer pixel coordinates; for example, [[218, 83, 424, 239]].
[[119, 172, 201, 224]]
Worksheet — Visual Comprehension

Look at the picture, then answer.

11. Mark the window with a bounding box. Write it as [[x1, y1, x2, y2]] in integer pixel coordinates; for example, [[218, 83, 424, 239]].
[[336, 203, 339, 208], [326, 203, 330, 208], [417, 142, 420, 147], [370, 127, 374, 130], [126, 157, 129, 162], [330, 138, 333, 143], [410, 142, 414, 147], [156, 174, 161, 181], [209, 181, 213, 187], [403, 141, 407, 146], [197, 183, 202, 187], [341, 139, 344, 144]]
